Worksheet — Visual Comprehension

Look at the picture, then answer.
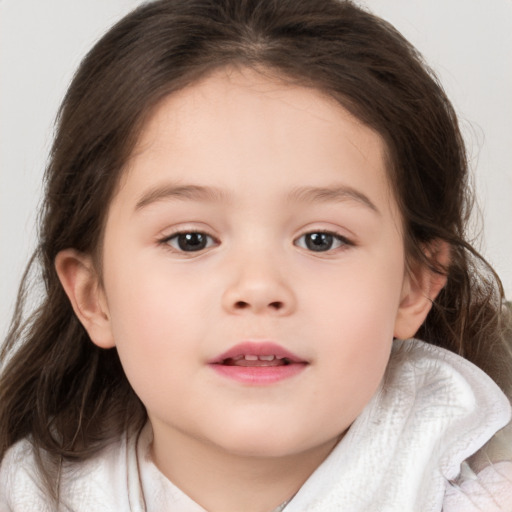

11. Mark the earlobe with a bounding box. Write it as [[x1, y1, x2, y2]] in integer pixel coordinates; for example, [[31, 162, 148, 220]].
[[55, 249, 115, 349], [393, 241, 450, 340]]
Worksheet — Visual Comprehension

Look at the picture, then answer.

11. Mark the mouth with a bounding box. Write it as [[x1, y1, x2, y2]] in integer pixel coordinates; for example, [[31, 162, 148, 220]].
[[208, 342, 308, 385], [221, 354, 295, 367], [209, 341, 306, 365]]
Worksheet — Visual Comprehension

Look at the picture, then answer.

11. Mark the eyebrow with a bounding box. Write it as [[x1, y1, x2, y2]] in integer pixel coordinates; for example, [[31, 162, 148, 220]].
[[135, 183, 228, 211], [134, 182, 380, 215], [287, 185, 380, 214]]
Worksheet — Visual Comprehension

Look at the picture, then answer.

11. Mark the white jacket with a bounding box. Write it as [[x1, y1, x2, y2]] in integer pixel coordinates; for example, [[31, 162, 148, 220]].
[[1, 339, 511, 511]]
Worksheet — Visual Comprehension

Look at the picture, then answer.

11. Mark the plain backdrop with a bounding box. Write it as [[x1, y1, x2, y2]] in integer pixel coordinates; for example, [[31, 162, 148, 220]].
[[1, 0, 511, 339]]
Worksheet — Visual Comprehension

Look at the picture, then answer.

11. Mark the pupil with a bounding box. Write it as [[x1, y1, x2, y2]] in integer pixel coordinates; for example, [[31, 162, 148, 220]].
[[306, 233, 333, 252], [178, 233, 207, 251]]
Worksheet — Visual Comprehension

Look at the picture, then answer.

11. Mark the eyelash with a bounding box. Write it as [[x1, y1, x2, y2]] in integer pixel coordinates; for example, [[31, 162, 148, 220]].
[[158, 229, 353, 254]]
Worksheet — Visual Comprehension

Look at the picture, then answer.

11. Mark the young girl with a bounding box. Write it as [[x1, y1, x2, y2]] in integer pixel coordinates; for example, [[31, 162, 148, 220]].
[[1, 0, 511, 510]]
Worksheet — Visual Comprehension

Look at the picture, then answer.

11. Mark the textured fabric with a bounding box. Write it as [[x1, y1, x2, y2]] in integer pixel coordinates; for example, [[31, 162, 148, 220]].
[[443, 461, 512, 511], [0, 339, 510, 512], [282, 339, 511, 512]]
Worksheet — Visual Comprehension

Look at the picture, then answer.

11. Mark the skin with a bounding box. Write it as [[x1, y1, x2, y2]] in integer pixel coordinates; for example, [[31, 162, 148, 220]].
[[56, 67, 445, 512]]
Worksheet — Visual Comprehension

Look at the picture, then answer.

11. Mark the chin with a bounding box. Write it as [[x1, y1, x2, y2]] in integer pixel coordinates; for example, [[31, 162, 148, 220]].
[[207, 423, 335, 460], [220, 439, 303, 459]]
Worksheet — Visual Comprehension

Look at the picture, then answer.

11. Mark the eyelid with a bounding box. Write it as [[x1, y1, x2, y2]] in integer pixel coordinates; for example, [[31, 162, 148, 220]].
[[157, 221, 218, 242]]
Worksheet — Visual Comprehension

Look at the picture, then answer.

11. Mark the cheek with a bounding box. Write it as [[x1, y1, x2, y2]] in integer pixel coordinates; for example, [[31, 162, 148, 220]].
[[105, 244, 207, 331], [102, 257, 211, 386], [319, 290, 395, 383], [306, 251, 405, 337], [303, 255, 404, 408]]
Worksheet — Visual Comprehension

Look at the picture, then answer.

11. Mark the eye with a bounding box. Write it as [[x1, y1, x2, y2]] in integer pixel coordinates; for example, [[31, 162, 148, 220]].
[[164, 232, 217, 252], [294, 231, 350, 252]]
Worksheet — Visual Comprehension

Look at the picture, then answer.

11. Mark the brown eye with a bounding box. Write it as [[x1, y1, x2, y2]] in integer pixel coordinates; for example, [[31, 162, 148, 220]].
[[166, 232, 215, 252], [295, 232, 349, 252]]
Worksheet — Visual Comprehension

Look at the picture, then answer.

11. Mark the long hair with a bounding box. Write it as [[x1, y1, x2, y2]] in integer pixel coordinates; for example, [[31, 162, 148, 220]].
[[1, 0, 510, 499]]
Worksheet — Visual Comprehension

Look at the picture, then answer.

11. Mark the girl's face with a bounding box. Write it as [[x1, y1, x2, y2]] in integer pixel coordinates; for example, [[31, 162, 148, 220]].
[[80, 68, 429, 464]]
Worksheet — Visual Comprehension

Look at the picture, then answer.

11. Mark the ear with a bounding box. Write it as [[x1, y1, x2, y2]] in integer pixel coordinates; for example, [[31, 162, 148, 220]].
[[55, 249, 115, 349], [394, 240, 450, 340]]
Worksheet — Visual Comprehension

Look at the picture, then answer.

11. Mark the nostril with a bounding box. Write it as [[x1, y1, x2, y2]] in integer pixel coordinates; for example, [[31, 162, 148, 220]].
[[233, 300, 284, 310]]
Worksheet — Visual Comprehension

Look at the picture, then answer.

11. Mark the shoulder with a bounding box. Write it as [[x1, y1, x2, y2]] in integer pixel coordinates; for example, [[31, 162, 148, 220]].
[[443, 459, 512, 511], [0, 432, 142, 512], [389, 340, 512, 510], [443, 419, 512, 511], [0, 438, 51, 512]]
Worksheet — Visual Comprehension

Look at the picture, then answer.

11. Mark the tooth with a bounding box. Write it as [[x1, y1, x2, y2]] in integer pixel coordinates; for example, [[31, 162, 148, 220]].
[[244, 355, 258, 361], [259, 355, 275, 361]]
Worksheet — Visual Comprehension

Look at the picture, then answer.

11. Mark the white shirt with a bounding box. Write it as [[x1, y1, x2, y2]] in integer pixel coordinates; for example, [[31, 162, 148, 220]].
[[1, 339, 511, 511]]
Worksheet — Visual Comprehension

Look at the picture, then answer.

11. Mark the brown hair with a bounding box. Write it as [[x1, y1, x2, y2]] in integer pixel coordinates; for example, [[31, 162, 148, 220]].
[[1, 0, 510, 499]]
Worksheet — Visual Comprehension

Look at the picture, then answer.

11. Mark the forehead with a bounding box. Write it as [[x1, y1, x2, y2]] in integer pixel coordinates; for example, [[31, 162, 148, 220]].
[[117, 67, 396, 218], [133, 67, 385, 160]]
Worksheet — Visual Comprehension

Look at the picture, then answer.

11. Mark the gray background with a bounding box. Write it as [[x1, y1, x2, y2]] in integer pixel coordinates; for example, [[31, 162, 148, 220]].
[[1, 0, 511, 338]]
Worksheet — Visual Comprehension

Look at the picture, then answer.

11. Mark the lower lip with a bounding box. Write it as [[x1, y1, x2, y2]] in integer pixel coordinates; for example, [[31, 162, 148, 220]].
[[209, 363, 307, 385]]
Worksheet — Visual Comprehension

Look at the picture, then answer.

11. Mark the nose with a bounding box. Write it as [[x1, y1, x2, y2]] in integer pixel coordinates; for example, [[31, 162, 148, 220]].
[[221, 254, 296, 316]]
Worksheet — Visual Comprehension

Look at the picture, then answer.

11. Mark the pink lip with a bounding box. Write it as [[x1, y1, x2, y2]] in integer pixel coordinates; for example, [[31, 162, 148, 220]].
[[209, 342, 305, 364], [208, 342, 308, 385]]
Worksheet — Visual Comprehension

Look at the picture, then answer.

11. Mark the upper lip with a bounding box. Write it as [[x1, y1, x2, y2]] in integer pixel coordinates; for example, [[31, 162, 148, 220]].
[[208, 341, 307, 364]]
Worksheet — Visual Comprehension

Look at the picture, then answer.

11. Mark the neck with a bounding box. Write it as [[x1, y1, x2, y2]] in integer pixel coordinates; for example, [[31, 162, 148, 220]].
[[149, 423, 339, 512]]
